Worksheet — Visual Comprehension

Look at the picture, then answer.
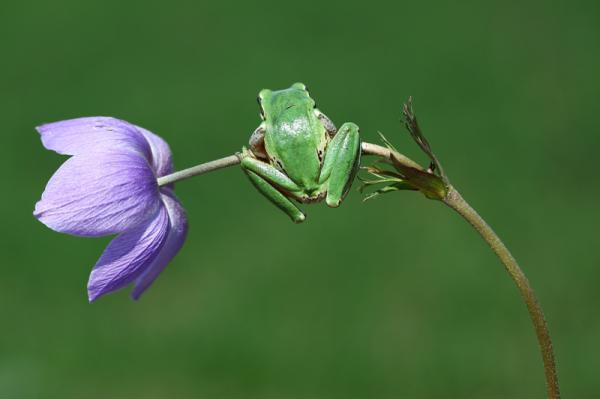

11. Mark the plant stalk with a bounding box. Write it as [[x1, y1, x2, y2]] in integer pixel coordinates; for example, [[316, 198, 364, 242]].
[[443, 186, 560, 399], [156, 142, 560, 398], [157, 142, 422, 187], [157, 154, 241, 187]]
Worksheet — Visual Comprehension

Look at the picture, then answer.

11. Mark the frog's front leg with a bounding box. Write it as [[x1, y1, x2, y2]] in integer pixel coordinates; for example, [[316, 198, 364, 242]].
[[241, 151, 306, 223], [318, 122, 361, 207]]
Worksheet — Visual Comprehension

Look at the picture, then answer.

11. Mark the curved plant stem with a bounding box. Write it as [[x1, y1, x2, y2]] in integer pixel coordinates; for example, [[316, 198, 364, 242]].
[[360, 142, 560, 398], [361, 142, 423, 169], [157, 142, 560, 398], [443, 186, 560, 399], [157, 142, 422, 187], [157, 154, 241, 187]]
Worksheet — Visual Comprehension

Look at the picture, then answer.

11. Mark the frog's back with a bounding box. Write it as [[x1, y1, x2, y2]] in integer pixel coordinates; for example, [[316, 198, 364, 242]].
[[263, 89, 325, 191]]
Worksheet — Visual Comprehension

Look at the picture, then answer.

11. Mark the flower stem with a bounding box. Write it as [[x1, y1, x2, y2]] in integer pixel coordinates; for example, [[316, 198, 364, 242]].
[[443, 186, 560, 399], [157, 142, 560, 397], [157, 154, 241, 187], [157, 142, 423, 187], [361, 142, 423, 169], [360, 143, 560, 397]]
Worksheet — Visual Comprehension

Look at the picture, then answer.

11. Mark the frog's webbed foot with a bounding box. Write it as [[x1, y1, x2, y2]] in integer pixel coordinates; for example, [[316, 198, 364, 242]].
[[318, 122, 361, 208], [315, 109, 337, 137], [240, 149, 306, 223], [249, 124, 268, 159]]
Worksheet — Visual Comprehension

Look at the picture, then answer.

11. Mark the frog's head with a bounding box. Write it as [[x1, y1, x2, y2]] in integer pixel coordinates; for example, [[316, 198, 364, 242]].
[[257, 83, 315, 121]]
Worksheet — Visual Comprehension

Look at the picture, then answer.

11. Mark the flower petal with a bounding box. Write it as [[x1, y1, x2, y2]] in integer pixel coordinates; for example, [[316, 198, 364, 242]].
[[131, 191, 188, 300], [37, 117, 151, 159], [87, 205, 170, 302], [34, 151, 160, 236], [136, 125, 174, 178]]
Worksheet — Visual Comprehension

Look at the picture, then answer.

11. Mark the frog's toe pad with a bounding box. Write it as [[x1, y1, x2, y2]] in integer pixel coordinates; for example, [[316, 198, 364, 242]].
[[326, 197, 341, 208], [293, 213, 306, 223]]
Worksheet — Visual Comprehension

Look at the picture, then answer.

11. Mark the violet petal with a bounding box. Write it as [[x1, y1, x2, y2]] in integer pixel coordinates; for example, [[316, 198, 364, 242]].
[[34, 151, 160, 237], [135, 125, 174, 178], [37, 117, 151, 159], [131, 191, 188, 300], [87, 205, 170, 302]]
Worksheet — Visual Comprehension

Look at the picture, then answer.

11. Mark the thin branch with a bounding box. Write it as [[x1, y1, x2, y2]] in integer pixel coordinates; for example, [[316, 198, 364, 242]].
[[443, 186, 560, 399], [361, 142, 424, 170], [156, 140, 560, 398], [157, 142, 423, 187], [157, 154, 242, 187]]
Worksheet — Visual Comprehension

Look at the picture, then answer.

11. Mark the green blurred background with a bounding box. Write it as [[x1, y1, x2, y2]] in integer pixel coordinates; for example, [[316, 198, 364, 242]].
[[2, 0, 599, 397]]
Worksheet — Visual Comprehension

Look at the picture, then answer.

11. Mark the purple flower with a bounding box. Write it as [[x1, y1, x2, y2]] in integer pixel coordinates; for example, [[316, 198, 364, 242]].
[[34, 117, 188, 301]]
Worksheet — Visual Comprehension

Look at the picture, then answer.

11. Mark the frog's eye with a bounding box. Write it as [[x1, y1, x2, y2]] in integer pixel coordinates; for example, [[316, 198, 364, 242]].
[[258, 89, 271, 99], [291, 82, 307, 91]]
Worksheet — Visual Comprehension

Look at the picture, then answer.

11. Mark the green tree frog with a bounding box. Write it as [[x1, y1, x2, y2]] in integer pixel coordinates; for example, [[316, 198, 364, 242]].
[[241, 83, 361, 223]]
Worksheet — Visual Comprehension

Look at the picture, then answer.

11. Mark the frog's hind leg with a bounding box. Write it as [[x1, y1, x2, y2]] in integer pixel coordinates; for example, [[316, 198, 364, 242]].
[[318, 122, 361, 208], [243, 169, 306, 223], [314, 109, 337, 137]]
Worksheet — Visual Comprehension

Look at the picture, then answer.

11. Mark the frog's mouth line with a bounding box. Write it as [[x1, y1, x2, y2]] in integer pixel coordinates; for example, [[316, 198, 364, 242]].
[[285, 104, 295, 110]]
